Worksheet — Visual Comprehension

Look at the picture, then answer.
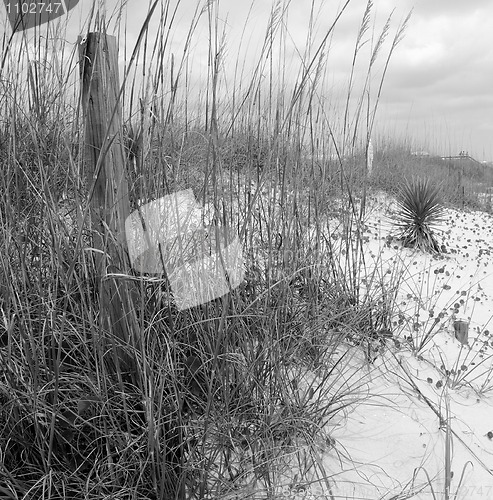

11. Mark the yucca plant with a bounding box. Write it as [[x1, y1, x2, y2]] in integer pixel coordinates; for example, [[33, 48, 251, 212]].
[[393, 176, 446, 253]]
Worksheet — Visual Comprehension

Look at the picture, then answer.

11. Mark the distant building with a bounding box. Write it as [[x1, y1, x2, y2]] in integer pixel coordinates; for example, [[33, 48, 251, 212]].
[[441, 152, 481, 165]]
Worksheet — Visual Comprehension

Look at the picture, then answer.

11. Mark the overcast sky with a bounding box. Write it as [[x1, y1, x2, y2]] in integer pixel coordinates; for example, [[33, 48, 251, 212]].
[[3, 0, 492, 161], [379, 0, 493, 161]]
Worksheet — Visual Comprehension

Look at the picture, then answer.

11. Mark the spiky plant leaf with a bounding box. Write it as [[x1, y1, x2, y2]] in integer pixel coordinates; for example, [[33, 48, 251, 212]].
[[393, 177, 446, 253]]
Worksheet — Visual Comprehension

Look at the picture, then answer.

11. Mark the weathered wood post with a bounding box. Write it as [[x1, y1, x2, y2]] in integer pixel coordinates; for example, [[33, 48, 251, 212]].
[[78, 32, 138, 375]]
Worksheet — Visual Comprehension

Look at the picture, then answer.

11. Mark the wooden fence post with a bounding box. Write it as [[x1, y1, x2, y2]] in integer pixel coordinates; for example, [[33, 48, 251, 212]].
[[78, 32, 138, 376]]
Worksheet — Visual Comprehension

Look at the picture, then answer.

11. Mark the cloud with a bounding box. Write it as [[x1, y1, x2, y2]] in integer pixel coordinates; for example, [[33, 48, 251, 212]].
[[412, 0, 491, 17], [372, 1, 493, 159]]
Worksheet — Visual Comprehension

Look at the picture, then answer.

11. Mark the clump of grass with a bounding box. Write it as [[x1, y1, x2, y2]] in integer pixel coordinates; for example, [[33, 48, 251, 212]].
[[393, 176, 446, 253]]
